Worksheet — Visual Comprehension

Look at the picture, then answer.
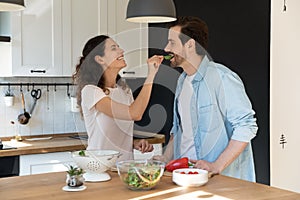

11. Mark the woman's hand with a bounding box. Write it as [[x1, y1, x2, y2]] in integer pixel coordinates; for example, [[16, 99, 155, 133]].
[[147, 55, 164, 77], [133, 139, 154, 153]]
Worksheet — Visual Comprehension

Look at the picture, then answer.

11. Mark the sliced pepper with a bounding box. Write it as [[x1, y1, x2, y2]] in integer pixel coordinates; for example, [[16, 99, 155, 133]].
[[165, 157, 190, 172]]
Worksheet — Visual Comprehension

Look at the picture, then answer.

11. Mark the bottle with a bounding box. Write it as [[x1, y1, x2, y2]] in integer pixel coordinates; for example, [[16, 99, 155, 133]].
[[11, 121, 22, 141]]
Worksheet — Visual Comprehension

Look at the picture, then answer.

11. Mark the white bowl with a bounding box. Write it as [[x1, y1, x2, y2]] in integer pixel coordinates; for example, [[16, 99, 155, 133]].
[[72, 150, 120, 182], [172, 168, 208, 187]]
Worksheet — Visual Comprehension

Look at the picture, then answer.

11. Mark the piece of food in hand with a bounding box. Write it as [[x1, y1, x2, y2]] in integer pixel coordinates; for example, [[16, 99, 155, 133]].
[[164, 54, 174, 60], [165, 157, 192, 172]]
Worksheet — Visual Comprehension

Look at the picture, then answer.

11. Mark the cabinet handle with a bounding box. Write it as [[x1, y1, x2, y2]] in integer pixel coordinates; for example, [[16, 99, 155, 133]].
[[123, 71, 135, 74], [30, 70, 46, 73]]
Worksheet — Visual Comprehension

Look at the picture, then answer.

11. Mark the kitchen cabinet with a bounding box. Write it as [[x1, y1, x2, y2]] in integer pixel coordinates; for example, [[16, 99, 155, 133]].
[[70, 0, 107, 75], [19, 151, 74, 175], [0, 156, 19, 177], [10, 0, 72, 76], [0, 41, 12, 76], [6, 0, 106, 77], [65, 0, 148, 77], [270, 0, 300, 193], [107, 0, 149, 78], [4, 0, 147, 77]]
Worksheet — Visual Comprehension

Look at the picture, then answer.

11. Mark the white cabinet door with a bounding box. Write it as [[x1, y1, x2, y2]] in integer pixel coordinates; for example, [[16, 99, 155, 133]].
[[270, 0, 300, 193], [20, 152, 74, 175], [0, 42, 12, 76], [11, 0, 71, 77], [108, 0, 148, 78], [70, 0, 106, 75]]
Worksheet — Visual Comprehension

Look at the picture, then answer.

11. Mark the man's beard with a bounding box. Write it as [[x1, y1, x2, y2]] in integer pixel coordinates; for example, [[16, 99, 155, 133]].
[[170, 55, 184, 68]]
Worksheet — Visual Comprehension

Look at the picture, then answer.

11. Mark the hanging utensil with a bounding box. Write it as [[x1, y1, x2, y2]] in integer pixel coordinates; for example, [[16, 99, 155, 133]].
[[46, 84, 49, 111], [18, 90, 31, 125], [29, 88, 42, 115]]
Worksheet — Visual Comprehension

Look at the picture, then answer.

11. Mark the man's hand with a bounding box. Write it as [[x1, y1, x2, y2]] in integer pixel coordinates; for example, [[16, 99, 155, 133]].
[[189, 159, 220, 175]]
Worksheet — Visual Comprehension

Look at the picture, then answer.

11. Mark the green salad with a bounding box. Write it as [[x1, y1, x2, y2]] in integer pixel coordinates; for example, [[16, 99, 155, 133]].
[[123, 165, 161, 190]]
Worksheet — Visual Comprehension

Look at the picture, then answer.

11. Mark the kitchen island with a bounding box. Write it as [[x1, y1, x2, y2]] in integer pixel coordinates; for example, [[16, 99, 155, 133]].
[[0, 171, 299, 200]]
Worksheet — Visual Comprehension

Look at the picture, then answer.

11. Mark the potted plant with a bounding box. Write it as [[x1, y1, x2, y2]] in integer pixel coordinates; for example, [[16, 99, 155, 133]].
[[4, 89, 14, 107], [66, 165, 85, 187]]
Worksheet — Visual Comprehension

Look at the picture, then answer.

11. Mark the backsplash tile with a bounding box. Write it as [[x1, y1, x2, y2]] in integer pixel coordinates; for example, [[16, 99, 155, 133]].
[[0, 77, 86, 137]]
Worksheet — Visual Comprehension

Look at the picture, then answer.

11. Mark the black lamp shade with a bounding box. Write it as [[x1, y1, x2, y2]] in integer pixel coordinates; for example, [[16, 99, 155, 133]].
[[0, 0, 25, 11], [126, 0, 176, 23]]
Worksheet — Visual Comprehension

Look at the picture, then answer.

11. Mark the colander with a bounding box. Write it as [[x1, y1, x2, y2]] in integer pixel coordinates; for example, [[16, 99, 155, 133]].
[[72, 150, 120, 182]]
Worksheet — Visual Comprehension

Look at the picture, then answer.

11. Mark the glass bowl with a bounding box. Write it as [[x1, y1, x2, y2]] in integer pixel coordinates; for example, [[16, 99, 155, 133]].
[[116, 159, 165, 190]]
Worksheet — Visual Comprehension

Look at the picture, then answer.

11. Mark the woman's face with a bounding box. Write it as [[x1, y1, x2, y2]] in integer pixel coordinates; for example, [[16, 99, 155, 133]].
[[100, 38, 127, 70]]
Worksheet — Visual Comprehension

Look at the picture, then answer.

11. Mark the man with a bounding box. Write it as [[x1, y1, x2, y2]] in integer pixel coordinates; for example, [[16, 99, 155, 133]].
[[154, 16, 258, 182]]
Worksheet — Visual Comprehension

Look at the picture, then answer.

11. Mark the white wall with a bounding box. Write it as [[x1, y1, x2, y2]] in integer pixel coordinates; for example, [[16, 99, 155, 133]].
[[270, 0, 300, 193], [0, 77, 86, 137]]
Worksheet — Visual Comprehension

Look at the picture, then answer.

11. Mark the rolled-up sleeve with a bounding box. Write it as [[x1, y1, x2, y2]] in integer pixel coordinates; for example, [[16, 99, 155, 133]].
[[222, 71, 258, 142]]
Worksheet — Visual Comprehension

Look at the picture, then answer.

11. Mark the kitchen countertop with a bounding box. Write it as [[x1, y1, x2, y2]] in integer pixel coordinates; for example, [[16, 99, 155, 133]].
[[0, 133, 87, 157], [0, 171, 299, 200], [0, 132, 165, 157]]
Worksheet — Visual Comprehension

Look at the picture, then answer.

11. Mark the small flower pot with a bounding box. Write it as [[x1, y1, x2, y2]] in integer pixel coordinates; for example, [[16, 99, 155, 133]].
[[66, 174, 85, 187], [4, 96, 14, 107]]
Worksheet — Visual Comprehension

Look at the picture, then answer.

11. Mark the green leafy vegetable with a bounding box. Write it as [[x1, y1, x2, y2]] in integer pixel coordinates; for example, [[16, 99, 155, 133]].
[[164, 54, 174, 60], [78, 150, 86, 156]]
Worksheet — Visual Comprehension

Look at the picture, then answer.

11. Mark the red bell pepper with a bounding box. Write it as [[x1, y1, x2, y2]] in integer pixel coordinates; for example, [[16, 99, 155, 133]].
[[165, 157, 190, 172]]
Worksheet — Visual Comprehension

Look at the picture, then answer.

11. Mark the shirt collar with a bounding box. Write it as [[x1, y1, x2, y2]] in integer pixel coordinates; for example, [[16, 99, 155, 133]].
[[186, 55, 210, 83]]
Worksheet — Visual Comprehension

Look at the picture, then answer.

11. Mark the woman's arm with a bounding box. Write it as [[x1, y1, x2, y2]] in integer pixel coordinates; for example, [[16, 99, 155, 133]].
[[95, 55, 163, 120], [153, 134, 174, 163]]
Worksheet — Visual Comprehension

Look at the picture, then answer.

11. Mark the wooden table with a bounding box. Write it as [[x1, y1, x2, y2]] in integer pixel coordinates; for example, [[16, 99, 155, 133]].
[[0, 171, 299, 200]]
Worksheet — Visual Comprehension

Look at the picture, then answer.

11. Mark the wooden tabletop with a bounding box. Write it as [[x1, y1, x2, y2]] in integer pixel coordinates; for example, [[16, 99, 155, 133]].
[[0, 171, 299, 200], [0, 132, 165, 157]]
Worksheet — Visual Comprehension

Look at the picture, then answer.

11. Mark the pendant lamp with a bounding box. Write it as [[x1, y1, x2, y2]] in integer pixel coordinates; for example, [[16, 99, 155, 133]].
[[0, 0, 25, 11], [126, 0, 176, 23]]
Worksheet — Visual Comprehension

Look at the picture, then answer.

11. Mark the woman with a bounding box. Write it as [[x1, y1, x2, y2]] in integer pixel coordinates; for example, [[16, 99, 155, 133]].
[[73, 35, 163, 161]]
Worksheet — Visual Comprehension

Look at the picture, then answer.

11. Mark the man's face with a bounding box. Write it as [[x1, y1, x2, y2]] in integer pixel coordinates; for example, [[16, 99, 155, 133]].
[[164, 26, 187, 67]]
